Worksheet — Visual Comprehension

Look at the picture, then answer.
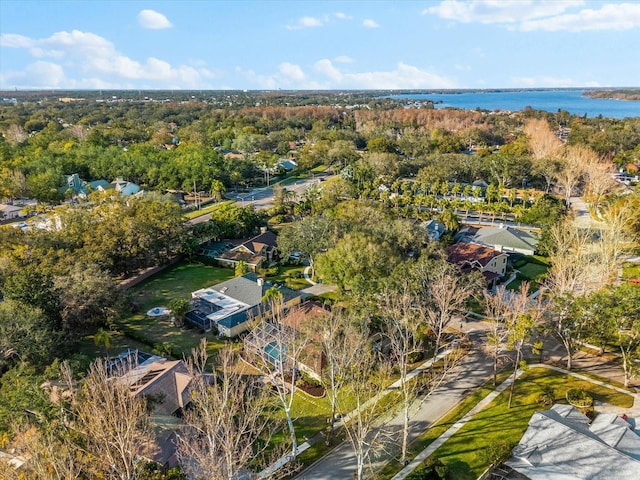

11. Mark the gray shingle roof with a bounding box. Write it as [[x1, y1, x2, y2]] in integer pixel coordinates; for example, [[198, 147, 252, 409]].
[[507, 406, 640, 480], [472, 226, 539, 253]]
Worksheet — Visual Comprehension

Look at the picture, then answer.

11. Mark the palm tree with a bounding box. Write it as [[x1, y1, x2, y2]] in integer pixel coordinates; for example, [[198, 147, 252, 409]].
[[169, 298, 191, 328], [94, 328, 112, 357], [210, 179, 226, 202]]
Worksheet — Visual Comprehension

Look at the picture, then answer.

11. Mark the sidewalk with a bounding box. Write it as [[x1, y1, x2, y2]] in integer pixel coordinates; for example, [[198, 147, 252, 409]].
[[294, 335, 494, 480], [391, 363, 639, 480]]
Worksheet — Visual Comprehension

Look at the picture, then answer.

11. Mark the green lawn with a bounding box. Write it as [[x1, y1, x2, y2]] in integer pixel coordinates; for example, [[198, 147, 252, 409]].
[[116, 261, 235, 359], [183, 200, 234, 219], [129, 261, 234, 311], [266, 264, 309, 290], [508, 257, 549, 292], [380, 367, 633, 480], [310, 165, 329, 174], [622, 262, 640, 280]]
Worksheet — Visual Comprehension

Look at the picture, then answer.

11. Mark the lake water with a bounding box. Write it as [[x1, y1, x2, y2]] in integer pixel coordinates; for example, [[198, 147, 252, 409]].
[[388, 90, 640, 119]]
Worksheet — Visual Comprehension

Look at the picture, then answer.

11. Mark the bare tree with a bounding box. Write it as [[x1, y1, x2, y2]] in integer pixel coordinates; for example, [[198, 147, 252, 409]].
[[243, 300, 308, 464], [419, 261, 481, 360], [524, 118, 563, 193], [177, 341, 283, 480], [72, 359, 156, 480], [582, 154, 617, 208], [501, 283, 543, 408], [310, 308, 368, 446], [597, 200, 635, 285], [557, 145, 587, 206], [5, 423, 83, 480], [339, 342, 393, 480], [381, 287, 424, 466], [544, 221, 594, 296], [483, 287, 512, 385]]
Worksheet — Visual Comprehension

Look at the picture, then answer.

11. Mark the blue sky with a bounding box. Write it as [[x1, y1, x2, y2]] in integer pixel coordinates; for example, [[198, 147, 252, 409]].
[[1, 0, 639, 90]]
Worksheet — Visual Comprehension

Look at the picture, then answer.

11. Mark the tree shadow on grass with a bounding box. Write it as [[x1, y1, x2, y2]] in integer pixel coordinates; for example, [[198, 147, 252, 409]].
[[444, 458, 474, 480]]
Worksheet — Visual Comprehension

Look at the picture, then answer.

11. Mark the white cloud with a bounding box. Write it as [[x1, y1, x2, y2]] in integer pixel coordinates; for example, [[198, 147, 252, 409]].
[[511, 75, 600, 87], [334, 55, 353, 63], [137, 9, 173, 29], [520, 3, 640, 31], [363, 19, 380, 28], [423, 1, 640, 32], [286, 16, 325, 30], [279, 62, 306, 82], [0, 29, 219, 89], [287, 12, 353, 29], [334, 12, 352, 20], [314, 59, 343, 82], [312, 59, 455, 89], [423, 0, 584, 24]]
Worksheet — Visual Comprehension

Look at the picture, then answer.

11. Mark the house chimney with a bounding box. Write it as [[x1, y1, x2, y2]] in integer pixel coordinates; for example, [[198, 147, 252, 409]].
[[257, 278, 264, 286], [260, 226, 268, 234]]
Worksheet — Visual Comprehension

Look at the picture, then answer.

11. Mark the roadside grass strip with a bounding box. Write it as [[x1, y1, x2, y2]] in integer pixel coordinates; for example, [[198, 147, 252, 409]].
[[389, 364, 635, 480]]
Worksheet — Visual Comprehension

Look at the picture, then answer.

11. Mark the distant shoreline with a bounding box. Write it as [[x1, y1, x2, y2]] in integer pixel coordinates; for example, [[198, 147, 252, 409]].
[[583, 90, 640, 101]]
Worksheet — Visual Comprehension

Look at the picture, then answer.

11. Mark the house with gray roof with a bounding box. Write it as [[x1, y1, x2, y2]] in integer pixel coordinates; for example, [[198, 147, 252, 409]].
[[0, 203, 23, 220], [187, 273, 303, 337], [506, 404, 640, 480], [421, 219, 446, 241], [469, 225, 539, 256]]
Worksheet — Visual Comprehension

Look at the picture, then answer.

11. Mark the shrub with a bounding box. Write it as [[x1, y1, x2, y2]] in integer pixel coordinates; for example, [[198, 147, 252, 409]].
[[480, 441, 514, 467], [537, 384, 555, 406], [566, 388, 593, 407], [405, 457, 449, 479]]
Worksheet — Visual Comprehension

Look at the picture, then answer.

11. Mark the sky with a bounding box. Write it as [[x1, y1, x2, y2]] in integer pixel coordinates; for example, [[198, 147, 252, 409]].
[[1, 0, 639, 91]]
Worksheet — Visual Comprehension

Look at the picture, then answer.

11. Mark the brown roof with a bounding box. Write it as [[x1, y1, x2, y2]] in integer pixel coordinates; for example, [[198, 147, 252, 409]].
[[281, 301, 331, 340], [239, 230, 277, 254], [447, 242, 501, 268], [281, 301, 330, 376]]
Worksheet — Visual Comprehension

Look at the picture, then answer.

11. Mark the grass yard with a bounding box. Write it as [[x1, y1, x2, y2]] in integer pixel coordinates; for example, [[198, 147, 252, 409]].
[[116, 261, 235, 359], [130, 261, 234, 311], [183, 200, 234, 219], [385, 367, 633, 480], [266, 264, 309, 290], [507, 255, 550, 292], [622, 262, 640, 280]]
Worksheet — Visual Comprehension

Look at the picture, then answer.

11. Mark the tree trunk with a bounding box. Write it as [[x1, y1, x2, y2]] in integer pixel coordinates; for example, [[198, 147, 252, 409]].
[[562, 337, 572, 370], [401, 398, 409, 465], [508, 350, 520, 409], [285, 408, 298, 461]]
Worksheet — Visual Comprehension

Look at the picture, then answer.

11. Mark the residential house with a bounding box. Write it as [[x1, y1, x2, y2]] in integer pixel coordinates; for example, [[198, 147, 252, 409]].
[[421, 219, 446, 242], [244, 301, 329, 381], [63, 173, 85, 195], [216, 228, 278, 271], [274, 159, 297, 173], [506, 404, 640, 480], [447, 242, 508, 287], [468, 225, 539, 256], [86, 179, 113, 193], [187, 273, 303, 337], [105, 349, 195, 467], [0, 203, 23, 220], [112, 177, 142, 196]]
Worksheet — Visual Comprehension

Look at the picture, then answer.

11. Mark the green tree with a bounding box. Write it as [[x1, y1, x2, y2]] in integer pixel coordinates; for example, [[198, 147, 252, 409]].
[[0, 300, 58, 371], [210, 179, 226, 202], [235, 260, 249, 276], [438, 208, 460, 233], [168, 298, 191, 327]]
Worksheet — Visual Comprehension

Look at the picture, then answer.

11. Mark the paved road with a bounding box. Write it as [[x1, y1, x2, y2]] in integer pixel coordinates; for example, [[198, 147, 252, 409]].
[[189, 176, 327, 226], [295, 323, 493, 480]]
